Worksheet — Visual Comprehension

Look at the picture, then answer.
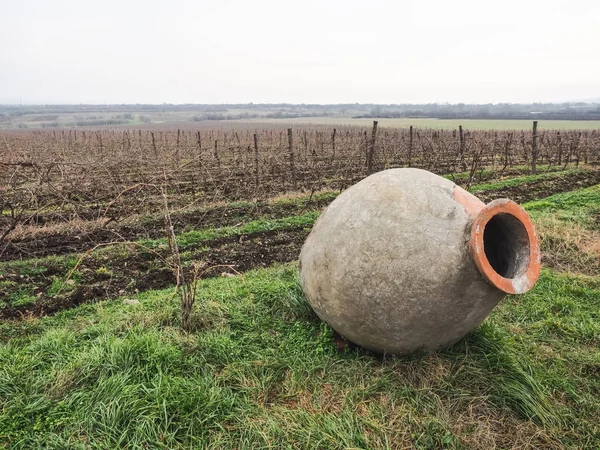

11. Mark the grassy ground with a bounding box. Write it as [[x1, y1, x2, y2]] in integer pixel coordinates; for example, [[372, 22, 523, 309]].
[[237, 117, 600, 131], [1, 170, 598, 316], [0, 180, 599, 448], [526, 185, 600, 275], [1, 170, 591, 311], [4, 106, 599, 131], [468, 169, 586, 192], [1, 267, 598, 449]]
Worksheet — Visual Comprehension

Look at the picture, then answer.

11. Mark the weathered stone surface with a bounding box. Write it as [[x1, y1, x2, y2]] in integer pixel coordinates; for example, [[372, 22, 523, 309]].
[[299, 168, 539, 355]]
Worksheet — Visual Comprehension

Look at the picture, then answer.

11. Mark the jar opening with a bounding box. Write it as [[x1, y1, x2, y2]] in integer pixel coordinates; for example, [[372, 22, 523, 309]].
[[470, 199, 540, 294], [483, 213, 530, 279]]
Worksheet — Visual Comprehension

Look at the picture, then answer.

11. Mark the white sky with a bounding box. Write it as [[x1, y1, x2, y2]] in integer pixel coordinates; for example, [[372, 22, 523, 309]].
[[1, 0, 599, 104]]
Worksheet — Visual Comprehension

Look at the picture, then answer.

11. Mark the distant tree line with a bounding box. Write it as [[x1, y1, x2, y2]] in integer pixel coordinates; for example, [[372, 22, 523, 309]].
[[192, 111, 332, 121], [2, 102, 600, 121], [354, 103, 600, 120]]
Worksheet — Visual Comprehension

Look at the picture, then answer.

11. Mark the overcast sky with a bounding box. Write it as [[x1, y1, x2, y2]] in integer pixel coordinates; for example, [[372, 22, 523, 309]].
[[1, 0, 599, 104]]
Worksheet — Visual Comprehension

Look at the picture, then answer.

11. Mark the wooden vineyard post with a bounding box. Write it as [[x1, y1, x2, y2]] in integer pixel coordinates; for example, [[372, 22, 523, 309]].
[[408, 125, 413, 168], [196, 131, 203, 182], [363, 131, 368, 173], [557, 131, 562, 166], [253, 133, 259, 189], [214, 140, 220, 169], [591, 130, 600, 168], [492, 131, 498, 170], [287, 128, 297, 190], [532, 121, 538, 174], [459, 125, 466, 172], [331, 128, 337, 164], [96, 132, 103, 156], [304, 130, 308, 153], [367, 120, 378, 174], [175, 129, 181, 168], [575, 132, 581, 168], [151, 132, 157, 157], [138, 130, 143, 162]]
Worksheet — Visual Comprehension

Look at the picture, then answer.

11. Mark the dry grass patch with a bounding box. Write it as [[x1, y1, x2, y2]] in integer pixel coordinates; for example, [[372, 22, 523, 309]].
[[535, 216, 600, 275]]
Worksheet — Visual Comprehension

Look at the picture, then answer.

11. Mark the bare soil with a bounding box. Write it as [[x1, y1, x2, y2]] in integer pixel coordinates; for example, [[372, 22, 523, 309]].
[[475, 170, 600, 204], [0, 228, 308, 320], [0, 197, 331, 261], [2, 169, 598, 320]]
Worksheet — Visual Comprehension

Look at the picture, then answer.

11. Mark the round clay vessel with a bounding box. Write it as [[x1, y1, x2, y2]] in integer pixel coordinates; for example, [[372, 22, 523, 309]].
[[299, 168, 540, 354]]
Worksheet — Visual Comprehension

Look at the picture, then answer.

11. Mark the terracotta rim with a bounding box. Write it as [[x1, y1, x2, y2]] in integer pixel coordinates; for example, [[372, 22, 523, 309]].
[[470, 199, 541, 294]]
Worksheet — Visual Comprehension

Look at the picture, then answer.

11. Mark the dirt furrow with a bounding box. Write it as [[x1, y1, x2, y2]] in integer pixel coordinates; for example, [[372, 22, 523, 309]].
[[0, 228, 308, 320], [1, 197, 331, 261], [475, 170, 600, 204]]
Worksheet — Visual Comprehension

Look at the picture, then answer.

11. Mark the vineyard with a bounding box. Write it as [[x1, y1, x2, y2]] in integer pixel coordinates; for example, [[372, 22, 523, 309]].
[[3, 124, 600, 230], [2, 124, 600, 313], [1, 124, 600, 448]]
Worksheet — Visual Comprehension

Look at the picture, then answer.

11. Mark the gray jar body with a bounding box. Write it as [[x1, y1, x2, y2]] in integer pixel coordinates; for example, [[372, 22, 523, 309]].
[[299, 169, 510, 354]]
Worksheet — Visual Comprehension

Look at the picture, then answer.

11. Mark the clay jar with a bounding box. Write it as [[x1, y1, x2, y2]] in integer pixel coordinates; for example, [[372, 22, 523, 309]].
[[299, 168, 541, 355]]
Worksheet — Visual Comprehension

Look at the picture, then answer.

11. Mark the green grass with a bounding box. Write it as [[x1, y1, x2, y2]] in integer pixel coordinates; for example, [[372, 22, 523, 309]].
[[1, 180, 600, 447], [525, 184, 600, 227], [0, 282, 37, 309], [444, 164, 554, 182], [522, 185, 600, 275], [469, 169, 585, 193], [0, 210, 322, 309], [525, 184, 600, 237], [0, 265, 598, 448], [1, 175, 597, 309], [141, 210, 320, 251], [242, 117, 600, 131]]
